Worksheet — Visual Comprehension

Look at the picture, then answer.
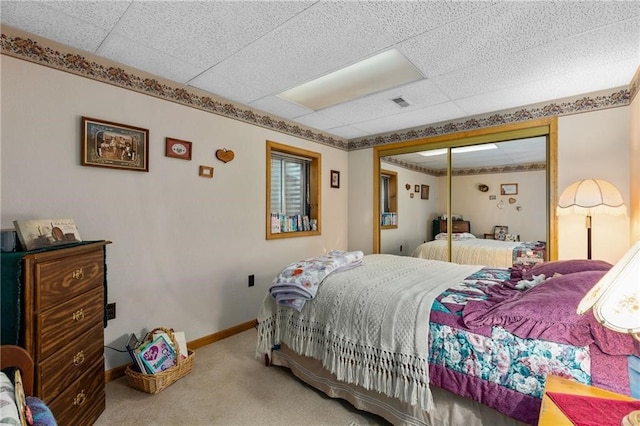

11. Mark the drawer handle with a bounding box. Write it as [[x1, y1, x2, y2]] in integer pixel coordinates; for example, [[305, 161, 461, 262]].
[[73, 391, 86, 406], [72, 268, 84, 280], [72, 309, 85, 321], [73, 350, 85, 366]]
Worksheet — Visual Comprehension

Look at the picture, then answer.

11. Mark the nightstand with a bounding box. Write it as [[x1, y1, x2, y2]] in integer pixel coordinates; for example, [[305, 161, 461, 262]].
[[539, 375, 637, 426]]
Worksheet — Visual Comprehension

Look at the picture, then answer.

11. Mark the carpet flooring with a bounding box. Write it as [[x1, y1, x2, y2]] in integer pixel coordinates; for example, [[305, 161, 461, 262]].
[[94, 328, 389, 425]]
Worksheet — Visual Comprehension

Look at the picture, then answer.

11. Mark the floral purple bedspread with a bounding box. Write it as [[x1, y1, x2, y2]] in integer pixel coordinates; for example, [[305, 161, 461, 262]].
[[428, 267, 590, 425]]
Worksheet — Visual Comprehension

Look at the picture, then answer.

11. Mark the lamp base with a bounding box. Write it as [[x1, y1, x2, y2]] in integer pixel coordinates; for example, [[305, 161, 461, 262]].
[[622, 410, 640, 426]]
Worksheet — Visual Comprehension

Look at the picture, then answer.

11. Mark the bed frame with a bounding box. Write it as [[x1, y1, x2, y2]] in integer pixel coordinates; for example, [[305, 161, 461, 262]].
[[266, 344, 526, 426], [0, 345, 34, 395]]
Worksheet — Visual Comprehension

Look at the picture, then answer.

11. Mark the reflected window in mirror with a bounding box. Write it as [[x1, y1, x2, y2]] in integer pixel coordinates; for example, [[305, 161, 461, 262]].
[[381, 169, 398, 229]]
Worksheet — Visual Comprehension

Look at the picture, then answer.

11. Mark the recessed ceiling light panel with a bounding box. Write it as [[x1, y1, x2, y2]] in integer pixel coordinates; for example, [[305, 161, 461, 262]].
[[278, 49, 423, 111]]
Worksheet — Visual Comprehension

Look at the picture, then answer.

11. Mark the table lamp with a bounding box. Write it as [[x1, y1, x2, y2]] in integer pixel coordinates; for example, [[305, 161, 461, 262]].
[[577, 240, 640, 341], [557, 179, 627, 259], [577, 241, 640, 425]]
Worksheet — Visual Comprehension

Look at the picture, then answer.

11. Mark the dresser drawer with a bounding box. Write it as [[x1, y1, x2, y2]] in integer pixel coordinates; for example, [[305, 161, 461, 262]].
[[37, 286, 104, 360], [38, 322, 104, 399], [46, 359, 105, 426], [451, 222, 470, 233], [35, 248, 104, 311]]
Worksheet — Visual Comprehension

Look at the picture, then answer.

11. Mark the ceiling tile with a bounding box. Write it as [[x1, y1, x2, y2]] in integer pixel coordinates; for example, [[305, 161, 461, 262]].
[[356, 1, 498, 43], [291, 112, 347, 132], [318, 79, 450, 124], [0, 1, 113, 52], [249, 96, 312, 120], [202, 1, 394, 97], [110, 1, 313, 68], [401, 2, 639, 79], [351, 102, 467, 135], [188, 67, 268, 105], [97, 34, 205, 84]]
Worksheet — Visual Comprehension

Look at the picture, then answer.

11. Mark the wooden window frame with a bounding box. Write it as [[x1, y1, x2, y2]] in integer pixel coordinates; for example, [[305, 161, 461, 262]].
[[266, 140, 321, 240]]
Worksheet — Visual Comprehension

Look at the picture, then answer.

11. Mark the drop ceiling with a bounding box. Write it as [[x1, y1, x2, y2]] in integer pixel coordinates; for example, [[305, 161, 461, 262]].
[[1, 1, 639, 145]]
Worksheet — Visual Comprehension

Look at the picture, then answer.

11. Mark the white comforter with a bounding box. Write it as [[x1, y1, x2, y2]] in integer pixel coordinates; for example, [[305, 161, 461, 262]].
[[411, 239, 521, 268], [256, 254, 481, 411]]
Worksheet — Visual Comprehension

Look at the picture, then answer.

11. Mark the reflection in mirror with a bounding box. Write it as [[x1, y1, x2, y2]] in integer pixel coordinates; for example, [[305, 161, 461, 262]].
[[380, 136, 549, 267]]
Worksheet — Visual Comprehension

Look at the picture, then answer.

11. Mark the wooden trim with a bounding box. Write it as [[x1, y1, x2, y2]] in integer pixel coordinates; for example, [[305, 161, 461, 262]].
[[265, 140, 321, 240], [104, 319, 258, 382]]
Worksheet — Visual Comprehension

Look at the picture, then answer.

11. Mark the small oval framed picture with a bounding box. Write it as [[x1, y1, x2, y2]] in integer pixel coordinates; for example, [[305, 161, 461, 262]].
[[166, 137, 192, 160]]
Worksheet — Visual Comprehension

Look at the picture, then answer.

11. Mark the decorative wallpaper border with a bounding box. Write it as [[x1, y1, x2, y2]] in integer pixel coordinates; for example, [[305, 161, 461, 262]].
[[1, 26, 635, 153], [0, 28, 348, 150], [350, 89, 631, 150], [382, 157, 546, 177]]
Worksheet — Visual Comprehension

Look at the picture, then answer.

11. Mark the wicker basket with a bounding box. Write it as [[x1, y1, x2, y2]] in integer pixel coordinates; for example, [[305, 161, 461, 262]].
[[124, 327, 194, 394]]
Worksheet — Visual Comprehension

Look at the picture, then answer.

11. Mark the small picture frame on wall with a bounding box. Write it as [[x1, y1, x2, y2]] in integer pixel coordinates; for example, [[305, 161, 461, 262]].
[[165, 137, 192, 160], [420, 184, 429, 200], [500, 183, 518, 195], [330, 170, 340, 188], [199, 165, 214, 178], [81, 117, 149, 172], [414, 185, 420, 193]]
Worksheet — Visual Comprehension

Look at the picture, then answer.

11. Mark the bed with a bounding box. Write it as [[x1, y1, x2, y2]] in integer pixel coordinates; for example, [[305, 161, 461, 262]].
[[257, 254, 638, 426], [411, 234, 546, 268]]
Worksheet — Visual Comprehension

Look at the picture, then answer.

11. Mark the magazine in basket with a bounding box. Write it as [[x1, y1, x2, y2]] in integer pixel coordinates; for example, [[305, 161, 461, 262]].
[[137, 334, 177, 374]]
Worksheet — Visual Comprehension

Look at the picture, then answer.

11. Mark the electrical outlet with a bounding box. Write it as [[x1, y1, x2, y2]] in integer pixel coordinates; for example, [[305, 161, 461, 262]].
[[106, 302, 116, 320], [248, 274, 255, 287]]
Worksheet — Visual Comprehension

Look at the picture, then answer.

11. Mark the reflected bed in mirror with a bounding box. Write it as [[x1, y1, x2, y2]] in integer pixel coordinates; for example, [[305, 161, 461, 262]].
[[411, 234, 546, 268]]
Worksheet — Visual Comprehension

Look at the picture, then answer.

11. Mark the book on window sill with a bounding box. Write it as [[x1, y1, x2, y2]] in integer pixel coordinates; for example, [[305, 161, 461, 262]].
[[137, 334, 177, 374], [13, 218, 82, 251]]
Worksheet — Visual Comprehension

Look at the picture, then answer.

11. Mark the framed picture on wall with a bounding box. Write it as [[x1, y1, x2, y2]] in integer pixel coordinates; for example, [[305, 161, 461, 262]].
[[330, 170, 340, 188], [81, 117, 149, 172], [420, 184, 429, 200], [500, 183, 518, 195], [165, 137, 192, 160]]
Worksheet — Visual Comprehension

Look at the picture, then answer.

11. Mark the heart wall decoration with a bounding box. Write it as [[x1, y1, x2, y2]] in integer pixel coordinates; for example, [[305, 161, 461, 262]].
[[216, 148, 235, 163]]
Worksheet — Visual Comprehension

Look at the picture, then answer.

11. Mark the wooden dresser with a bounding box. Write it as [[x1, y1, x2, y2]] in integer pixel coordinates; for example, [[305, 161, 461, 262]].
[[20, 241, 110, 425], [432, 219, 471, 240]]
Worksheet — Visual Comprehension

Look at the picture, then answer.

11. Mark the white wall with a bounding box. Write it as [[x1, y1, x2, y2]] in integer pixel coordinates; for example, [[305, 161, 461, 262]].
[[448, 170, 547, 242], [347, 148, 374, 253], [1, 56, 349, 369], [557, 108, 630, 263]]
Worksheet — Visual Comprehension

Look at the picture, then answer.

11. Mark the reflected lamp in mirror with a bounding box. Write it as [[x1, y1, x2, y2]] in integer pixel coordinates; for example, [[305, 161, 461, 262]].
[[576, 240, 640, 342], [557, 179, 627, 259]]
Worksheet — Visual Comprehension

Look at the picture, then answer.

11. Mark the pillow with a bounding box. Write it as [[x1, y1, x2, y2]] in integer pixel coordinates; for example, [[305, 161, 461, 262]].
[[462, 270, 638, 355], [435, 232, 476, 241], [0, 372, 21, 425], [26, 397, 56, 426], [521, 259, 612, 281]]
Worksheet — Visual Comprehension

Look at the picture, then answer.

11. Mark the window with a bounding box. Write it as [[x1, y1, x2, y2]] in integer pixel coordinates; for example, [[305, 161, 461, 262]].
[[380, 169, 397, 229], [266, 140, 321, 239]]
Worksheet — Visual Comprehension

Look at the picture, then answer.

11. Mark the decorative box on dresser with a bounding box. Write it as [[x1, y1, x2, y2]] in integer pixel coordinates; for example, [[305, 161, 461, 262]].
[[432, 219, 471, 240], [20, 241, 110, 425]]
